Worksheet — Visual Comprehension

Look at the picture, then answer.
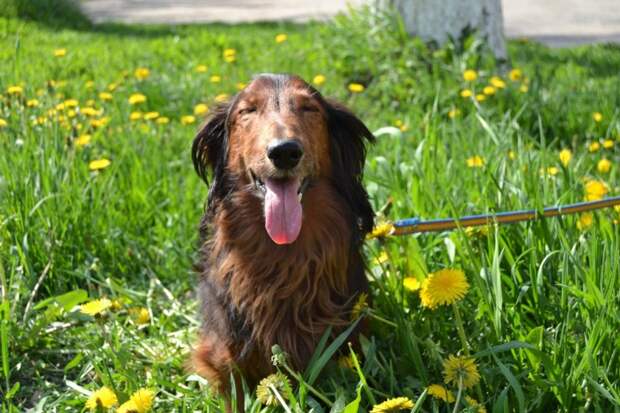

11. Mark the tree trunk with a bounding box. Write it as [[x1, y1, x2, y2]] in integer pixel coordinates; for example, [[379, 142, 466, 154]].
[[391, 0, 508, 62]]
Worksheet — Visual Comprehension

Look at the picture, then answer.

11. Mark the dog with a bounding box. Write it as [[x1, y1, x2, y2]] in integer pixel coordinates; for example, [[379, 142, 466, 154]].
[[191, 73, 374, 400]]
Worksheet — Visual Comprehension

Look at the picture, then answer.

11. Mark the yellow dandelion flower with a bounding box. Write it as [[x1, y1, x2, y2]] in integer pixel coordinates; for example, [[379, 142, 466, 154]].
[[143, 111, 159, 120], [462, 69, 477, 82], [490, 76, 506, 88], [88, 159, 112, 172], [129, 111, 142, 121], [427, 384, 455, 403], [509, 68, 522, 81], [475, 94, 486, 102], [373, 251, 389, 265], [483, 85, 496, 96], [256, 373, 289, 406], [448, 108, 461, 118], [540, 166, 559, 177], [107, 82, 118, 91], [90, 117, 109, 128], [466, 155, 485, 168], [80, 298, 112, 316], [465, 396, 487, 413], [236, 82, 247, 90], [224, 54, 236, 63], [64, 99, 78, 108], [195, 64, 208, 73], [370, 396, 414, 413], [7, 85, 23, 95], [81, 107, 99, 117], [194, 103, 209, 116], [128, 93, 147, 105], [75, 134, 91, 147], [134, 67, 150, 80], [367, 222, 394, 239], [85, 80, 95, 89], [443, 355, 480, 389], [348, 83, 365, 93], [181, 115, 196, 125], [55, 103, 66, 111], [85, 386, 117, 410], [419, 269, 469, 309], [519, 84, 528, 93], [133, 307, 150, 324], [117, 401, 138, 413], [350, 292, 368, 320], [589, 141, 601, 152], [460, 89, 473, 98], [210, 75, 221, 83], [0, 119, 7, 128], [223, 48, 236, 58], [215, 93, 229, 103], [99, 92, 113, 101], [53, 48, 67, 57], [26, 99, 40, 107], [584, 179, 608, 201], [559, 149, 572, 167], [275, 33, 288, 43], [602, 139, 614, 149], [313, 74, 326, 86], [597, 158, 611, 174], [403, 277, 421, 292], [577, 212, 594, 231], [129, 388, 155, 413], [593, 112, 603, 122], [155, 116, 169, 125]]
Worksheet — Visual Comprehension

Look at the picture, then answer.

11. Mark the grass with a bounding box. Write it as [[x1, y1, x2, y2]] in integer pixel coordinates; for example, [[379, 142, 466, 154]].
[[1, 3, 620, 412]]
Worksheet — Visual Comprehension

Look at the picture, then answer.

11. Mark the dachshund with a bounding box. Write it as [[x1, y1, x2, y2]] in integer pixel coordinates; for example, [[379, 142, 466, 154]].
[[191, 73, 374, 403]]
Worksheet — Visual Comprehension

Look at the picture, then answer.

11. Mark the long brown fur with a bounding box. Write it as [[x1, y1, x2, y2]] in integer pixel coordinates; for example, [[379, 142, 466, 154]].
[[191, 74, 374, 402]]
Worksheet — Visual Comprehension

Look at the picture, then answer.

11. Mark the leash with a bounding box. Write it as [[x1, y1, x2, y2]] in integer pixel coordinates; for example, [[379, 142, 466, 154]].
[[369, 196, 620, 237]]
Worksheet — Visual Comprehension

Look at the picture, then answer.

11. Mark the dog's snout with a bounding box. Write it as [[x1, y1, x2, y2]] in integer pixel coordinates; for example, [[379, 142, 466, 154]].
[[267, 140, 303, 170]]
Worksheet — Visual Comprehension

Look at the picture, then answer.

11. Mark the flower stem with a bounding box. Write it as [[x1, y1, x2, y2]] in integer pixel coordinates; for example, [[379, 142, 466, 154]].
[[452, 303, 470, 356], [452, 376, 463, 413]]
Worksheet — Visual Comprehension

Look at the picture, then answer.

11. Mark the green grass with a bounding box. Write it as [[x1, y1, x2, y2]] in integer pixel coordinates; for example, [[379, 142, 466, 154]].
[[1, 5, 620, 412]]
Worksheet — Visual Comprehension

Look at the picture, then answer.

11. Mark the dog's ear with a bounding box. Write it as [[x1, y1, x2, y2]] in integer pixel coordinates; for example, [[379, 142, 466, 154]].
[[192, 103, 230, 184], [326, 100, 375, 237]]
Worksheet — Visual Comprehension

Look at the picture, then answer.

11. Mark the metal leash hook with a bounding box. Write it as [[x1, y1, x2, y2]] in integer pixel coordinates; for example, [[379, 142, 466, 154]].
[[368, 196, 620, 237]]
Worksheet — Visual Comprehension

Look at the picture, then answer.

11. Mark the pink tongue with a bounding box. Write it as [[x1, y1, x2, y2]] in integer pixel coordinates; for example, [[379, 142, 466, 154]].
[[264, 178, 302, 245]]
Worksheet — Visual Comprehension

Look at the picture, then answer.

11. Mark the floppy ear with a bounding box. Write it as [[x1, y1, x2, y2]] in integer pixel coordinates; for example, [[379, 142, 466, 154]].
[[326, 100, 375, 238], [192, 103, 231, 208]]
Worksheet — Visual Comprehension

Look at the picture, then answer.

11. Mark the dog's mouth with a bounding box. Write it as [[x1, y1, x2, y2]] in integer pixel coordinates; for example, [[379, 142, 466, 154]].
[[250, 171, 310, 245]]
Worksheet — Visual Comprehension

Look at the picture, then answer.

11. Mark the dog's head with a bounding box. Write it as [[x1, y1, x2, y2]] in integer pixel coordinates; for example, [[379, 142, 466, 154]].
[[192, 73, 374, 245]]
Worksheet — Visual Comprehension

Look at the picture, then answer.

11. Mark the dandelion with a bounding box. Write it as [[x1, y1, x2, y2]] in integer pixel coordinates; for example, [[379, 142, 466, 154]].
[[540, 166, 559, 177], [130, 112, 143, 121], [370, 397, 414, 413], [236, 82, 247, 90], [53, 48, 67, 57], [475, 94, 486, 102], [75, 134, 91, 147], [88, 159, 112, 172], [603, 139, 614, 149], [597, 158, 611, 173], [117, 401, 138, 413], [155, 116, 169, 125], [85, 386, 117, 410], [577, 212, 593, 231], [519, 84, 528, 93], [181, 115, 196, 125], [427, 384, 455, 403], [223, 48, 236, 63], [134, 67, 150, 80], [99, 92, 113, 101], [275, 33, 288, 43], [0, 119, 7, 128], [559, 148, 572, 167], [483, 85, 496, 96], [593, 112, 603, 122], [367, 222, 394, 239], [313, 74, 326, 86], [466, 155, 484, 168], [128, 93, 147, 105], [584, 179, 608, 201], [348, 83, 365, 93], [90, 117, 110, 128], [403, 277, 421, 292], [460, 89, 472, 98], [210, 75, 221, 83], [589, 142, 601, 152], [194, 103, 209, 116], [195, 64, 208, 73], [490, 76, 506, 88], [26, 99, 40, 107], [373, 251, 389, 265], [143, 112, 159, 121], [448, 108, 461, 118], [350, 292, 368, 320], [465, 396, 487, 413], [256, 373, 289, 406], [108, 82, 119, 91], [419, 269, 469, 309], [81, 107, 100, 117], [443, 354, 480, 389], [80, 298, 112, 316], [7, 85, 23, 95], [509, 68, 522, 81], [462, 69, 477, 82], [215, 93, 229, 103], [85, 80, 95, 89]]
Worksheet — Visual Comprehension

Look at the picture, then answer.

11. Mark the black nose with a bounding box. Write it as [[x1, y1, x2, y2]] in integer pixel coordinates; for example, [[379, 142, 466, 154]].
[[267, 140, 303, 170]]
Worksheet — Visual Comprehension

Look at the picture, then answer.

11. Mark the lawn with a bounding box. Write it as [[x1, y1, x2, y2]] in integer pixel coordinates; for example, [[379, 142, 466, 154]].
[[1, 3, 620, 412]]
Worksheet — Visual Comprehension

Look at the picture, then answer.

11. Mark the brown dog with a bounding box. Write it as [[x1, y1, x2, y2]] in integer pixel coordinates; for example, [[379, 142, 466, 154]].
[[191, 74, 374, 399]]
